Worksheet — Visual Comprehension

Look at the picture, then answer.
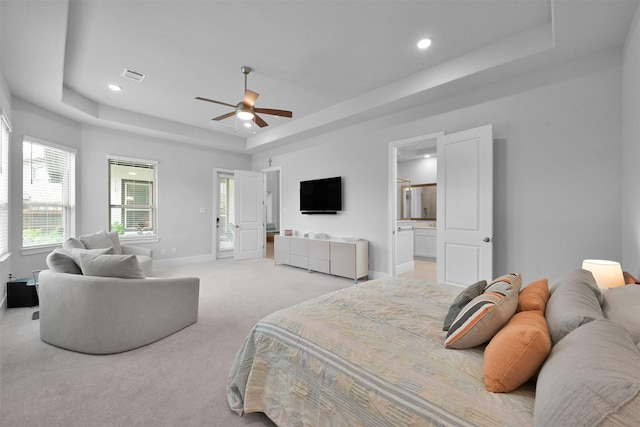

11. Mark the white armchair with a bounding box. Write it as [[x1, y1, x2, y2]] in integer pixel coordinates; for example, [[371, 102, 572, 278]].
[[39, 270, 199, 354]]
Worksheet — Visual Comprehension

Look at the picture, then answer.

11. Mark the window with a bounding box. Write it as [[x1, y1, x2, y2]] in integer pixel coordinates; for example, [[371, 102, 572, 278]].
[[22, 137, 76, 249], [109, 157, 157, 239], [0, 111, 10, 257]]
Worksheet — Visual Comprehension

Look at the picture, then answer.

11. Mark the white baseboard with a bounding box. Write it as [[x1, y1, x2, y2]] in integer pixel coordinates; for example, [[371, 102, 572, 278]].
[[367, 270, 388, 280], [395, 260, 415, 275], [153, 254, 216, 270], [0, 293, 6, 324]]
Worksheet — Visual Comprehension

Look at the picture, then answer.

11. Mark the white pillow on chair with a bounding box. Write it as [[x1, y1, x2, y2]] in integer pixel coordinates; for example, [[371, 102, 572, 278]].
[[79, 253, 145, 279]]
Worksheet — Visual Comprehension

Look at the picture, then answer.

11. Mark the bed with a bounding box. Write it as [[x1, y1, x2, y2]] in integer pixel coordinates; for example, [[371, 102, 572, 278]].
[[227, 278, 535, 426]]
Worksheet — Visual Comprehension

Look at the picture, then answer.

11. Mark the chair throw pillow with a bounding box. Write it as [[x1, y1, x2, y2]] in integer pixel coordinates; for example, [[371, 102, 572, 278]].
[[107, 230, 123, 254], [445, 273, 521, 349], [79, 229, 115, 251], [517, 278, 549, 312], [483, 309, 551, 392], [71, 247, 115, 266], [442, 280, 487, 331], [46, 248, 82, 274], [62, 237, 85, 253], [79, 253, 145, 279]]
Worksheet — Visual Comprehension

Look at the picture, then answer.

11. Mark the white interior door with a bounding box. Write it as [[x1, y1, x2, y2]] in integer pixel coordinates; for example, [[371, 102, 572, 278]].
[[234, 170, 264, 260], [436, 124, 493, 285]]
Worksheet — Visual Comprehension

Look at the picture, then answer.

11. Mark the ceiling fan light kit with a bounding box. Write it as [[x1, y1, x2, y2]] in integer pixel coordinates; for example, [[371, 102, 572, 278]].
[[195, 66, 292, 128], [236, 107, 254, 121]]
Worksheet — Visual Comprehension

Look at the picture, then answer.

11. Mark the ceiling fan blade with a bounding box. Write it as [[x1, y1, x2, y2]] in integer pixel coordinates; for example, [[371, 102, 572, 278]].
[[243, 90, 259, 107], [211, 111, 236, 121], [254, 108, 293, 118], [195, 96, 236, 108], [253, 114, 269, 128]]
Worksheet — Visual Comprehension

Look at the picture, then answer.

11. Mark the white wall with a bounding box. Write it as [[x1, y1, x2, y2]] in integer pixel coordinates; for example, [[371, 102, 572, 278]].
[[622, 5, 640, 278], [78, 125, 251, 262], [9, 98, 82, 280], [397, 157, 437, 185], [7, 106, 251, 278], [0, 70, 12, 320], [2, 43, 634, 287], [253, 49, 623, 283]]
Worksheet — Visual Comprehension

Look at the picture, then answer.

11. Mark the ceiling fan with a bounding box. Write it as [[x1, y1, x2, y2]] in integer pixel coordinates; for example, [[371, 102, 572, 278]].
[[195, 66, 292, 128]]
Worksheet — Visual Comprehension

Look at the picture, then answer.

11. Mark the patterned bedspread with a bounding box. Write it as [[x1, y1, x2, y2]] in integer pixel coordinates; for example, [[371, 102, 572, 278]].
[[227, 278, 535, 426]]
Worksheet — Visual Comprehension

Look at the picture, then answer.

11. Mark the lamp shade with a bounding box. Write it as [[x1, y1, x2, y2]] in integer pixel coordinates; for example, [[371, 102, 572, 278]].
[[581, 259, 625, 288]]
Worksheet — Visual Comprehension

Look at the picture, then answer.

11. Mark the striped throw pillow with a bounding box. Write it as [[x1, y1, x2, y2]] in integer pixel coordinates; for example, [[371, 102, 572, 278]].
[[445, 273, 522, 349]]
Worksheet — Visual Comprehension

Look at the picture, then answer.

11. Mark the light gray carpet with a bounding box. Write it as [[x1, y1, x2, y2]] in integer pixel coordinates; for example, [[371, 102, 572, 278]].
[[0, 258, 355, 426]]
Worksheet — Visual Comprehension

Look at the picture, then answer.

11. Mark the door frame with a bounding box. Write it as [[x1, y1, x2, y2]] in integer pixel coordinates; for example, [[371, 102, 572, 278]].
[[387, 131, 444, 277]]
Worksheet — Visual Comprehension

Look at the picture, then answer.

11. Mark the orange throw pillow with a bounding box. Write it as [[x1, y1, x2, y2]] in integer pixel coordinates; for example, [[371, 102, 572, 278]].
[[483, 310, 551, 393], [517, 279, 549, 312]]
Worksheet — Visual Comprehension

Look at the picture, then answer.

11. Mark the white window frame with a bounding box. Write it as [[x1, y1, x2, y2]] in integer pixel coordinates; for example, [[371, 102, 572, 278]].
[[21, 136, 77, 254], [108, 155, 159, 243], [0, 110, 11, 261]]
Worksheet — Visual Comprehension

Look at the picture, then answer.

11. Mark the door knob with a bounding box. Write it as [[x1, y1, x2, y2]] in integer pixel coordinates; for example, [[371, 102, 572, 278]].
[[483, 237, 493, 242]]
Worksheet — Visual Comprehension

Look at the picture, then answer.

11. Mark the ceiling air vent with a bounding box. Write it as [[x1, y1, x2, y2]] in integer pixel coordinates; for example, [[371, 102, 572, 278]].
[[122, 68, 146, 82]]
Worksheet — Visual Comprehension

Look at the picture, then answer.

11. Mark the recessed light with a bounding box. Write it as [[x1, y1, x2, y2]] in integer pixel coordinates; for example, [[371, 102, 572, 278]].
[[108, 84, 122, 92], [417, 38, 432, 49], [424, 154, 431, 158]]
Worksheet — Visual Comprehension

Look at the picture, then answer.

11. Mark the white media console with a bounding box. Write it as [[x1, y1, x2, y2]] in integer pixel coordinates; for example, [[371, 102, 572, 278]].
[[274, 235, 369, 282]]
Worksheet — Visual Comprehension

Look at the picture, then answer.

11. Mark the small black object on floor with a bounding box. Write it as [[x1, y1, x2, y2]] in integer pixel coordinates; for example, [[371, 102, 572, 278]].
[[6, 278, 39, 308]]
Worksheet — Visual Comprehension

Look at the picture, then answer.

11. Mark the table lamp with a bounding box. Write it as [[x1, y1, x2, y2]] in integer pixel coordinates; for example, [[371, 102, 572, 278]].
[[581, 259, 625, 288]]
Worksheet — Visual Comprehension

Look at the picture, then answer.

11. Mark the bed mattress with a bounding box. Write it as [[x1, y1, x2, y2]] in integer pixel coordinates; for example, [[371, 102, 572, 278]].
[[227, 278, 535, 426]]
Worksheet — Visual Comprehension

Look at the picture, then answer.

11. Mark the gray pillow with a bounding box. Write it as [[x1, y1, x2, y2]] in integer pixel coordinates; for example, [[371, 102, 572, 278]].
[[46, 248, 82, 274], [546, 269, 604, 345], [107, 230, 123, 254], [79, 253, 145, 279], [79, 230, 114, 251], [534, 319, 640, 427], [62, 237, 85, 252], [71, 247, 115, 266], [442, 280, 486, 331], [602, 285, 640, 344]]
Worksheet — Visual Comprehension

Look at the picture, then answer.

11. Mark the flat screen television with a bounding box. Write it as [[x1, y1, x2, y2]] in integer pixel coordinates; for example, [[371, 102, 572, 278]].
[[300, 176, 342, 214]]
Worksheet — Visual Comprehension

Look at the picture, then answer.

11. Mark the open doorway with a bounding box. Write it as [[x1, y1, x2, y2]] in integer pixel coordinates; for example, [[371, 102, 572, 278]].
[[263, 167, 281, 260], [389, 133, 442, 280], [216, 172, 235, 259]]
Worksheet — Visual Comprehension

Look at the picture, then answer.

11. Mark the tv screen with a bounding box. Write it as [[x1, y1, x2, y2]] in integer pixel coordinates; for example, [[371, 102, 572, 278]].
[[300, 177, 342, 213]]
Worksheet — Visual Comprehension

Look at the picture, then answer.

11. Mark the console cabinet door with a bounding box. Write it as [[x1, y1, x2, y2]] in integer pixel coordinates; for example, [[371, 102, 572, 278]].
[[414, 229, 437, 259], [309, 240, 330, 273], [330, 242, 355, 279], [274, 236, 290, 264], [414, 233, 429, 258], [289, 238, 309, 269]]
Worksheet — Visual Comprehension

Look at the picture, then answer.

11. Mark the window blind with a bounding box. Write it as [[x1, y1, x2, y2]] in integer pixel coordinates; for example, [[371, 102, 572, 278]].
[[22, 137, 76, 248], [108, 157, 157, 237], [0, 113, 10, 256]]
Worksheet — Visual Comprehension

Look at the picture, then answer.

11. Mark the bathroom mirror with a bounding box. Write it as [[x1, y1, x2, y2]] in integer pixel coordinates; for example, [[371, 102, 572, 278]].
[[400, 183, 436, 220]]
